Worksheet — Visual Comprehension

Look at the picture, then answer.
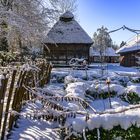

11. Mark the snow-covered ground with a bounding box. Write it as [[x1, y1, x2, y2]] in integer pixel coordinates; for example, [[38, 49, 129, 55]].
[[10, 63, 140, 139]]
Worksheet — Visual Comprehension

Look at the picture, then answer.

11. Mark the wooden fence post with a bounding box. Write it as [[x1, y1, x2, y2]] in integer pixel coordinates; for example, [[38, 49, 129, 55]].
[[0, 73, 8, 138], [1, 70, 17, 140], [8, 71, 26, 130], [7, 62, 52, 136]]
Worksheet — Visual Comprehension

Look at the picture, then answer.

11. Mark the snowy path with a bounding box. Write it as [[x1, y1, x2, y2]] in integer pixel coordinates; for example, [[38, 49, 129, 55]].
[[10, 119, 60, 140], [9, 84, 65, 140], [9, 98, 62, 140]]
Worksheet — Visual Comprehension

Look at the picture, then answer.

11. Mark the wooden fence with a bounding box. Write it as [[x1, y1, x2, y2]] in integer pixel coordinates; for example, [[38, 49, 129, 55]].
[[0, 61, 52, 140]]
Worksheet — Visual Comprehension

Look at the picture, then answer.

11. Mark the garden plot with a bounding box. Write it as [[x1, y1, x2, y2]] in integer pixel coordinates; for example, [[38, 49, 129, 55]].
[[10, 64, 140, 139]]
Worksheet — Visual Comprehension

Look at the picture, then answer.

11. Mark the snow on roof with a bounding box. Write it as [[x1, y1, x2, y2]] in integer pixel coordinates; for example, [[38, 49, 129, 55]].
[[116, 35, 140, 54], [60, 11, 74, 20], [106, 47, 119, 56], [44, 11, 93, 44], [90, 47, 119, 56]]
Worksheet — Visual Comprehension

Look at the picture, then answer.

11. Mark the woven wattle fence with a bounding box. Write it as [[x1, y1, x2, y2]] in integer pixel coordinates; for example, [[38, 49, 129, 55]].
[[0, 61, 52, 140]]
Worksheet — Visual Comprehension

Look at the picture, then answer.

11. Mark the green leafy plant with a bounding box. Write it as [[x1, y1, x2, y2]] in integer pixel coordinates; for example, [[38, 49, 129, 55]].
[[120, 92, 140, 104], [85, 125, 140, 140], [86, 90, 117, 100]]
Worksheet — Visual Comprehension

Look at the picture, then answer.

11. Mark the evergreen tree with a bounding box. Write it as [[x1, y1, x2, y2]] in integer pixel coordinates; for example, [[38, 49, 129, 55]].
[[112, 42, 119, 50], [0, 21, 9, 52], [0, 37, 8, 52], [120, 41, 126, 48], [92, 26, 113, 55]]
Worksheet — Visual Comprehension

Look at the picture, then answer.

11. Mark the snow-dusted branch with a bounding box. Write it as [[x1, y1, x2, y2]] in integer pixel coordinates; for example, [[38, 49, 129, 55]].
[[99, 104, 140, 115]]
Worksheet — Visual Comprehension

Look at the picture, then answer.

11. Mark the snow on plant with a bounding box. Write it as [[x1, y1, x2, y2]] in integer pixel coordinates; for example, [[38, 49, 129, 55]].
[[64, 75, 83, 85], [131, 77, 140, 83], [0, 0, 47, 48], [9, 65, 140, 139], [12, 88, 140, 140], [126, 85, 140, 96], [87, 83, 125, 96], [65, 82, 91, 99]]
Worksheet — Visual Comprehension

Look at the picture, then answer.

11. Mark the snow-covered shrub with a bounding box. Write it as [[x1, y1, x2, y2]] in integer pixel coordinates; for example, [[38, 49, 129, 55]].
[[119, 85, 140, 104], [64, 75, 83, 85], [117, 76, 130, 87], [51, 74, 65, 83], [65, 82, 90, 99], [10, 66, 140, 140], [127, 93, 140, 104], [131, 77, 140, 83], [0, 51, 18, 65], [126, 85, 140, 97], [57, 76, 65, 83], [86, 125, 140, 140], [117, 85, 140, 104], [86, 83, 125, 99]]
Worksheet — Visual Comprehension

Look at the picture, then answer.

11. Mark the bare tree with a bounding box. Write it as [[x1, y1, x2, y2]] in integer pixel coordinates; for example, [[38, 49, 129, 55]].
[[0, 0, 50, 52], [0, 0, 77, 54], [47, 0, 77, 24]]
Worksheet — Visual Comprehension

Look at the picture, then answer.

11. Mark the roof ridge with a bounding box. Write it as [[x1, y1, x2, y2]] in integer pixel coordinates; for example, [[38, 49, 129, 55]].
[[44, 12, 93, 44]]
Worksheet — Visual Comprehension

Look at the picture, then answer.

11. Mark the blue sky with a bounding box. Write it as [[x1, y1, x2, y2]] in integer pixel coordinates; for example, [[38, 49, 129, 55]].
[[77, 0, 140, 45]]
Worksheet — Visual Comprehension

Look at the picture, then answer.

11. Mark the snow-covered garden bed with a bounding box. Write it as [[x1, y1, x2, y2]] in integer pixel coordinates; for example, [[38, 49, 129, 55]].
[[9, 64, 140, 139]]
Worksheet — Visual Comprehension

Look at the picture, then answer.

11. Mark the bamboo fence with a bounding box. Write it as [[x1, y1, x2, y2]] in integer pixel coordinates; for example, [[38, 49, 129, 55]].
[[0, 60, 52, 140]]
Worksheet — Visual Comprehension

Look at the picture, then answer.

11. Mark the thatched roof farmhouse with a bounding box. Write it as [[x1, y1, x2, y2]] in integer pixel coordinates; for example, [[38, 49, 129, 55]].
[[116, 35, 140, 67], [43, 11, 93, 64]]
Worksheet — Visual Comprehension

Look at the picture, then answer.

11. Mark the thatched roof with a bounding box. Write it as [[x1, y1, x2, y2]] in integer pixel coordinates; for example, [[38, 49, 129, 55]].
[[44, 11, 93, 44], [116, 35, 140, 54], [90, 47, 119, 56]]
